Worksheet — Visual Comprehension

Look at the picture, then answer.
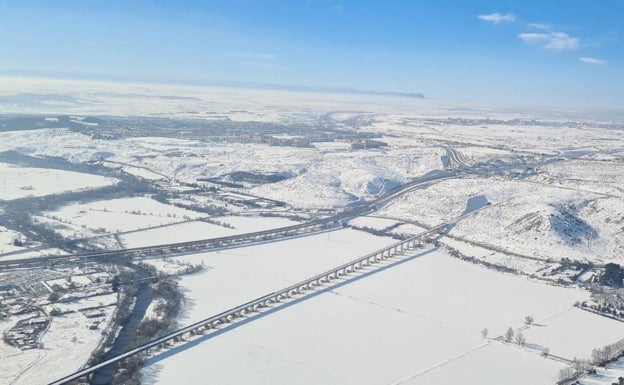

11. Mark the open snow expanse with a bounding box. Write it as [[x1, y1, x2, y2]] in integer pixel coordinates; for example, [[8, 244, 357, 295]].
[[121, 216, 297, 248], [522, 307, 624, 360], [0, 225, 23, 254], [41, 196, 205, 236], [143, 249, 614, 385], [0, 163, 117, 201], [143, 228, 396, 320]]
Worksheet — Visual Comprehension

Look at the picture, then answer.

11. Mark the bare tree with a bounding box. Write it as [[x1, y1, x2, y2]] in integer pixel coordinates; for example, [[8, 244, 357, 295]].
[[557, 367, 577, 382], [515, 332, 526, 346], [481, 328, 489, 339], [525, 315, 534, 325], [504, 327, 514, 342], [541, 348, 550, 357]]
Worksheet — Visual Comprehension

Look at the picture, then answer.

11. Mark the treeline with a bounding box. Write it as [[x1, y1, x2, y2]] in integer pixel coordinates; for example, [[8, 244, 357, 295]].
[[558, 338, 624, 383]]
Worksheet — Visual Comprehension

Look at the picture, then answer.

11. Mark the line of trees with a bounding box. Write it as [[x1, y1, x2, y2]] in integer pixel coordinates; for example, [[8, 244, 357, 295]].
[[558, 338, 624, 383]]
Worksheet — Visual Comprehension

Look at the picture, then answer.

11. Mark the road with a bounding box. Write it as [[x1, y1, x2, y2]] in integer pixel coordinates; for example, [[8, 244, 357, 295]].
[[48, 206, 485, 385], [443, 146, 471, 169], [0, 170, 457, 270]]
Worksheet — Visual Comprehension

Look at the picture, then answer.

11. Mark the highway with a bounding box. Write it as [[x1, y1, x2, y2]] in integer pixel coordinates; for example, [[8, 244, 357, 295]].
[[0, 169, 457, 270], [443, 146, 471, 169], [48, 206, 484, 385]]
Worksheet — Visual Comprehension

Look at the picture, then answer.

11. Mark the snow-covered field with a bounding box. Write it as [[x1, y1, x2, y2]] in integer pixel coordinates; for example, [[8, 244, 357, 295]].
[[144, 248, 617, 385], [0, 225, 23, 254], [40, 196, 205, 236], [0, 162, 117, 200], [121, 216, 297, 248], [523, 307, 624, 361], [143, 228, 396, 321]]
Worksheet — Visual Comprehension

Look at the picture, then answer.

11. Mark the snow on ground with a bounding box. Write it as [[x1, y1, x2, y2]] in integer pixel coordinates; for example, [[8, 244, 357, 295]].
[[349, 216, 402, 230], [391, 223, 428, 236], [0, 162, 117, 200], [0, 247, 67, 262], [0, 128, 443, 209], [143, 249, 612, 385], [441, 236, 548, 275], [0, 295, 116, 385], [522, 307, 624, 360], [0, 225, 23, 254], [533, 159, 624, 196], [41, 196, 205, 235], [457, 145, 516, 163], [10, 312, 113, 385], [145, 228, 396, 322], [0, 318, 39, 385], [454, 193, 617, 262], [0, 129, 317, 183], [578, 357, 624, 385], [380, 176, 622, 262], [399, 342, 565, 385], [580, 197, 624, 262], [121, 216, 297, 248], [0, 225, 68, 261], [388, 121, 624, 157], [121, 221, 238, 248], [211, 216, 296, 233], [251, 147, 442, 209]]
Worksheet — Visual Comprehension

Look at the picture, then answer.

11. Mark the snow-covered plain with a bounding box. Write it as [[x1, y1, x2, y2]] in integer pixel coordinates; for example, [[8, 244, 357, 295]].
[[0, 225, 23, 254], [41, 196, 205, 236], [143, 228, 397, 321], [121, 216, 297, 248], [578, 357, 624, 385], [143, 248, 616, 385], [0, 162, 117, 200]]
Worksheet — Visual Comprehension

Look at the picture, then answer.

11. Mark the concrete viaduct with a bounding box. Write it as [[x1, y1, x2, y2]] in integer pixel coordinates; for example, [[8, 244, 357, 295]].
[[47, 217, 468, 385]]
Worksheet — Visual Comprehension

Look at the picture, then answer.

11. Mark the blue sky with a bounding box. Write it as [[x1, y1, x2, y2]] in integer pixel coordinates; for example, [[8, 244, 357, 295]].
[[0, 0, 622, 107]]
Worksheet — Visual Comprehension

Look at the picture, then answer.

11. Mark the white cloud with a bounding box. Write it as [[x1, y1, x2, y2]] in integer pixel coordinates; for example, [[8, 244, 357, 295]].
[[579, 57, 607, 65], [518, 31, 579, 51], [477, 12, 516, 24], [527, 23, 551, 31]]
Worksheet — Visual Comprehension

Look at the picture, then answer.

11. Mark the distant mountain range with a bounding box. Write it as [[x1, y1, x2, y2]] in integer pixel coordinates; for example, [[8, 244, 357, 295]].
[[210, 81, 425, 99]]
